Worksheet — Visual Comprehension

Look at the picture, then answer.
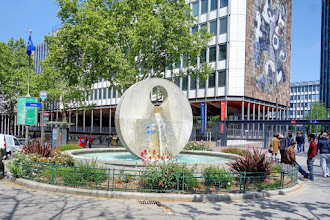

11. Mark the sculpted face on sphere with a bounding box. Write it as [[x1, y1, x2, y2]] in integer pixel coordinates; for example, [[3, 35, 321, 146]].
[[115, 78, 193, 159]]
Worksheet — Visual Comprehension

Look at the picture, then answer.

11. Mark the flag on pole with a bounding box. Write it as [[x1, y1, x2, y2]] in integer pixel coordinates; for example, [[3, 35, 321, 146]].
[[26, 34, 35, 56]]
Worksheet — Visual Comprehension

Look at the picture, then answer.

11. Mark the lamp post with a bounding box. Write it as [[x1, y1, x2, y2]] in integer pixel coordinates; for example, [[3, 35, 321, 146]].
[[40, 90, 47, 144]]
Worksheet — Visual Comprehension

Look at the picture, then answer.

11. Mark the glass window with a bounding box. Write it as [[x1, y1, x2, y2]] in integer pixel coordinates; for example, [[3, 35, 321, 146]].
[[98, 88, 102, 99], [210, 20, 217, 36], [313, 86, 316, 91], [305, 95, 308, 99], [94, 90, 97, 100], [113, 89, 116, 98], [218, 70, 226, 87], [290, 88, 293, 93], [297, 87, 300, 93], [182, 55, 187, 67], [316, 86, 319, 91], [103, 88, 106, 99], [190, 77, 197, 90], [108, 87, 111, 99], [290, 96, 293, 100], [175, 78, 180, 87], [208, 72, 215, 88], [201, 0, 208, 14], [200, 49, 206, 63], [220, 17, 227, 34], [199, 79, 206, 89], [220, 0, 228, 8], [219, 44, 227, 60], [211, 0, 217, 11], [192, 2, 199, 16], [301, 87, 304, 92], [182, 76, 188, 91], [209, 46, 216, 62], [192, 26, 198, 34], [309, 94, 312, 99]]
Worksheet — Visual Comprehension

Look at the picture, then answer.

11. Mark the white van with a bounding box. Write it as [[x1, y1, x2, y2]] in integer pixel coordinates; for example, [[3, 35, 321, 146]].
[[0, 134, 23, 154]]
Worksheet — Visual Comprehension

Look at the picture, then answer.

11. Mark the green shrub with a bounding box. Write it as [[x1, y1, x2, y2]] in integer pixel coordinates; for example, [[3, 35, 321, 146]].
[[202, 166, 233, 189], [221, 147, 247, 156], [255, 179, 282, 191], [5, 153, 27, 177], [56, 144, 83, 152], [140, 157, 198, 192], [270, 164, 282, 173], [227, 148, 276, 176], [184, 142, 212, 151]]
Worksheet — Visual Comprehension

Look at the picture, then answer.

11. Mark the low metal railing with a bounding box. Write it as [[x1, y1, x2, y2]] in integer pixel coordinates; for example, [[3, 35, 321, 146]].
[[19, 162, 298, 194]]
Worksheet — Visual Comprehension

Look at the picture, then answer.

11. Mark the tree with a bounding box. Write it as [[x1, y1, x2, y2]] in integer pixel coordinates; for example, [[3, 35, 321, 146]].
[[46, 0, 213, 93], [38, 58, 94, 123], [305, 102, 330, 133], [0, 38, 40, 134]]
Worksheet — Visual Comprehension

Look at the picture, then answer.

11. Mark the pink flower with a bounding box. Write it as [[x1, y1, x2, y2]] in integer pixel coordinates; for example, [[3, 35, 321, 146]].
[[162, 167, 165, 170], [161, 156, 164, 160], [153, 150, 156, 154], [166, 156, 170, 159], [144, 149, 148, 154], [149, 156, 152, 160], [168, 171, 171, 174], [159, 181, 163, 187]]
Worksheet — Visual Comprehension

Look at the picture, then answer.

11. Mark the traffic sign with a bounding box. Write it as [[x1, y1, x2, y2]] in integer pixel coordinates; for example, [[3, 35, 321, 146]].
[[291, 120, 296, 124], [40, 90, 47, 101], [44, 112, 50, 116], [26, 103, 42, 107], [44, 117, 49, 121]]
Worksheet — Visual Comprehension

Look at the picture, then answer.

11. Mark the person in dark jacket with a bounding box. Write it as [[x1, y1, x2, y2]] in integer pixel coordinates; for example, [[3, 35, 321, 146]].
[[279, 134, 286, 163], [317, 132, 330, 177], [295, 130, 305, 153], [284, 141, 309, 178], [307, 134, 317, 181]]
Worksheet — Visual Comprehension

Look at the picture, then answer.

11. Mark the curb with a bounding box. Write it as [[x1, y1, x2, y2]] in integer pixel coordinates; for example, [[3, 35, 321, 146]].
[[13, 178, 302, 202]]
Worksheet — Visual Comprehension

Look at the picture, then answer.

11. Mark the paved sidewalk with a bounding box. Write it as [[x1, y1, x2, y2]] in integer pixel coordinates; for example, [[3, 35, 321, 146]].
[[0, 154, 329, 220]]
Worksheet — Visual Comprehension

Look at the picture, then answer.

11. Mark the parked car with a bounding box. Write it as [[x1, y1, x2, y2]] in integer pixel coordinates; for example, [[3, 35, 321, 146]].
[[17, 138, 26, 146], [0, 134, 23, 156]]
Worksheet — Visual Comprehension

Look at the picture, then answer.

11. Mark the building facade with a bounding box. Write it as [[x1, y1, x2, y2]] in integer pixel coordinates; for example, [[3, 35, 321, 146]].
[[320, 0, 330, 108], [1, 0, 293, 141], [289, 81, 320, 119]]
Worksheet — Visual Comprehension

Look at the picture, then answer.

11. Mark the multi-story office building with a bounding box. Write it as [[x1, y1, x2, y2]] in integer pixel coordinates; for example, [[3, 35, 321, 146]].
[[1, 0, 293, 139], [34, 41, 48, 74], [289, 81, 320, 119], [320, 0, 330, 108]]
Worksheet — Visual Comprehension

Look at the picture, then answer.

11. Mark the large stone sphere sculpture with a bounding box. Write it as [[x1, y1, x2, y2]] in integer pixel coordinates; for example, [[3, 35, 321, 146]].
[[115, 78, 193, 159]]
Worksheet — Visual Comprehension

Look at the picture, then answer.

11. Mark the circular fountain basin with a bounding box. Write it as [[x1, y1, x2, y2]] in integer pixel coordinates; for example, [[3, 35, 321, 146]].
[[65, 148, 239, 169]]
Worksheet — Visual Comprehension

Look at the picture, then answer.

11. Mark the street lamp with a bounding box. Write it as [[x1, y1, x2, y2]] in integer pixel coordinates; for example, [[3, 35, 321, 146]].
[[40, 90, 47, 144]]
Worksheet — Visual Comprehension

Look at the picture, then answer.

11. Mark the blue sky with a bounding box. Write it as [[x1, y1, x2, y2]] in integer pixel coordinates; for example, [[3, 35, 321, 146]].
[[0, 0, 322, 83]]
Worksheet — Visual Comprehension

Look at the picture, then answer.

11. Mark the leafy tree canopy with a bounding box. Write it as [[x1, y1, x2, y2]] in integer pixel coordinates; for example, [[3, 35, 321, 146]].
[[46, 0, 213, 92]]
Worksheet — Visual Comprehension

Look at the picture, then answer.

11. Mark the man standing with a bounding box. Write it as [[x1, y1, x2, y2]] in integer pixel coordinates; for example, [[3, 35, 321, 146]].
[[307, 134, 317, 181], [88, 133, 93, 148], [284, 141, 309, 179], [270, 133, 280, 160], [279, 134, 286, 163], [296, 130, 305, 154], [317, 132, 330, 178]]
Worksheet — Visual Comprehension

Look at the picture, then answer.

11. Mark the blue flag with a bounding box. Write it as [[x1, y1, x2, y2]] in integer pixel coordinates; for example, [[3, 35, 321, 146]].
[[26, 35, 35, 56]]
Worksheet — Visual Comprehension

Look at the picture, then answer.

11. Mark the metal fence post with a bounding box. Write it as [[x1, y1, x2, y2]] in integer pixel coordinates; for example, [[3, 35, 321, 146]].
[[107, 168, 110, 191]]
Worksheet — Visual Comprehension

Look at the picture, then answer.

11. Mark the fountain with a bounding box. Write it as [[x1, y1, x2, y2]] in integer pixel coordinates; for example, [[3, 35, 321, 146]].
[[67, 78, 237, 167]]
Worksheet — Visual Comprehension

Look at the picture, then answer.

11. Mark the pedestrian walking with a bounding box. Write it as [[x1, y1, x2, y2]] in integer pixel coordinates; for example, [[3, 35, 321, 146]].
[[106, 135, 112, 147], [296, 130, 305, 154], [317, 132, 330, 178], [88, 133, 93, 148], [279, 134, 286, 163], [307, 134, 317, 181], [284, 141, 309, 179], [270, 133, 280, 160], [286, 133, 293, 147]]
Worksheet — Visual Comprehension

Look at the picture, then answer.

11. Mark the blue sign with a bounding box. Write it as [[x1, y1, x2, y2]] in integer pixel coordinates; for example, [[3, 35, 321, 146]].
[[200, 102, 205, 133], [26, 103, 42, 107], [44, 117, 49, 121], [309, 120, 318, 124]]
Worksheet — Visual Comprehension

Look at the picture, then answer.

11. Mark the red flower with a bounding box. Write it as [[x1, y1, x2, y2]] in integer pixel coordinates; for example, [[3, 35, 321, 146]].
[[157, 155, 160, 159], [149, 156, 152, 160], [166, 156, 170, 159], [144, 149, 147, 154], [168, 171, 171, 174], [159, 181, 163, 187], [162, 167, 165, 170], [141, 152, 144, 156], [153, 150, 156, 154], [161, 156, 164, 160]]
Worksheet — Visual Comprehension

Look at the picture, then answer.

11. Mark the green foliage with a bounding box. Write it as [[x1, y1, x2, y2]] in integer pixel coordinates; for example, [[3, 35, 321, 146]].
[[5, 153, 28, 177], [46, 0, 213, 93], [26, 151, 74, 166], [304, 102, 330, 133], [202, 166, 232, 189], [0, 38, 40, 134], [221, 147, 248, 156], [255, 179, 282, 191], [42, 159, 107, 185], [141, 157, 198, 191], [184, 141, 212, 151], [56, 144, 83, 152], [227, 148, 276, 176], [270, 164, 282, 173]]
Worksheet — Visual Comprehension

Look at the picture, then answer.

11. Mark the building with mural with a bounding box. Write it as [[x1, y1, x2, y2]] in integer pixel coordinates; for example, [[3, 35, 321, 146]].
[[0, 0, 292, 141], [320, 0, 330, 108]]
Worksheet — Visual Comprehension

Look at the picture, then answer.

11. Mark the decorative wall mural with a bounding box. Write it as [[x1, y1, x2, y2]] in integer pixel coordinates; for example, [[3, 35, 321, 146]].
[[251, 0, 288, 94]]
